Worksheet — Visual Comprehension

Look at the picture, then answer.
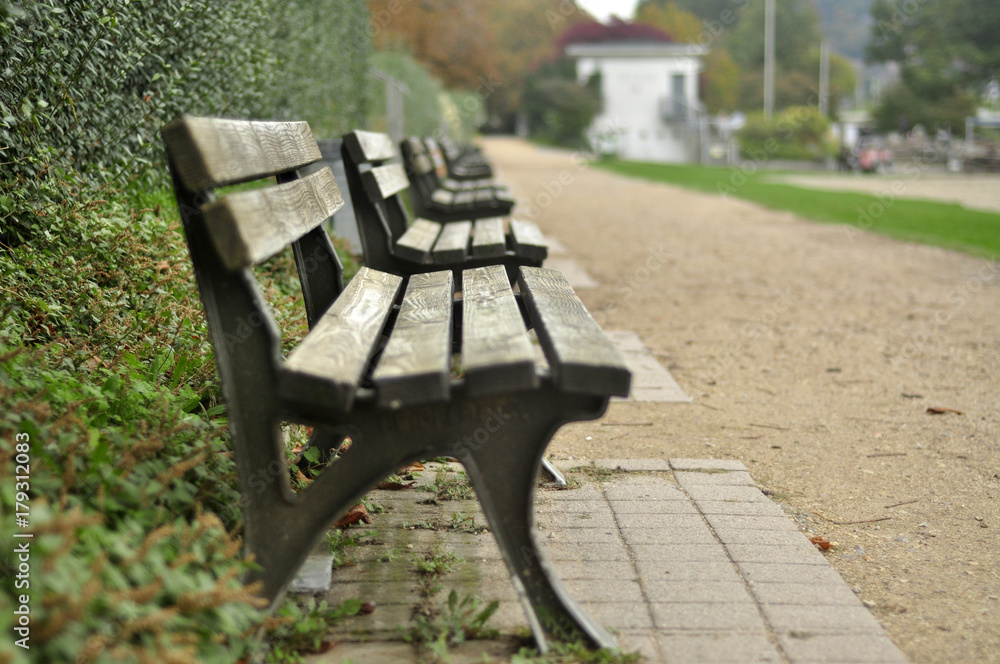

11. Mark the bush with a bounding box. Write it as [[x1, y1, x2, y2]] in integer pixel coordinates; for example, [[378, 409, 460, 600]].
[[737, 106, 834, 161], [368, 49, 447, 138]]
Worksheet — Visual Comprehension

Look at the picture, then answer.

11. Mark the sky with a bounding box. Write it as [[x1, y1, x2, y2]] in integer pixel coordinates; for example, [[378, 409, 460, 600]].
[[575, 0, 639, 22]]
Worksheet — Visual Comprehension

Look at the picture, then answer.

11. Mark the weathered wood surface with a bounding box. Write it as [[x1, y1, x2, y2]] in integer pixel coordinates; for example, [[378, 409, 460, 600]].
[[362, 163, 410, 202], [372, 271, 454, 407], [432, 221, 472, 263], [395, 219, 442, 263], [461, 265, 538, 395], [344, 130, 397, 164], [202, 167, 344, 270], [471, 218, 506, 258], [518, 267, 631, 397], [162, 116, 320, 191], [281, 267, 403, 411], [509, 219, 548, 261]]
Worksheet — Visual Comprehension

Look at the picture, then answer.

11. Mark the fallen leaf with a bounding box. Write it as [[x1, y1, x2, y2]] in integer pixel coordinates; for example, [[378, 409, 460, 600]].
[[399, 461, 425, 474], [359, 600, 377, 615], [927, 407, 963, 415], [295, 469, 312, 485], [809, 536, 834, 551], [376, 480, 415, 491], [334, 503, 371, 528]]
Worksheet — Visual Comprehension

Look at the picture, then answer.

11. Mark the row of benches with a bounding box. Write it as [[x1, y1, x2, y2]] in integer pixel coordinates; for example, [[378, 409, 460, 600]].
[[161, 116, 631, 652]]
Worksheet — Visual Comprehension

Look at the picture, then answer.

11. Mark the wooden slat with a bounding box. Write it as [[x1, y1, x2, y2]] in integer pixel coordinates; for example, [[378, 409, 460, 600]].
[[518, 267, 631, 397], [509, 219, 548, 261], [395, 219, 441, 263], [344, 130, 397, 163], [412, 153, 435, 176], [371, 271, 454, 407], [431, 189, 455, 206], [202, 167, 344, 270], [162, 116, 320, 191], [471, 218, 506, 258], [432, 221, 472, 263], [361, 163, 409, 201], [461, 265, 538, 395], [280, 268, 403, 411]]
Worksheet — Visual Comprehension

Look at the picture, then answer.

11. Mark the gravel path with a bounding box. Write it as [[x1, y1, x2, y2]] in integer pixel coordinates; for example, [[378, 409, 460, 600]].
[[766, 172, 1000, 214], [480, 137, 1000, 664]]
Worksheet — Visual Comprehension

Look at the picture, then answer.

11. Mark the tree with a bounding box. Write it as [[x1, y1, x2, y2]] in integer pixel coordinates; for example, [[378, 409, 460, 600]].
[[867, 0, 995, 134], [727, 0, 821, 73], [634, 1, 702, 41], [636, 0, 734, 22]]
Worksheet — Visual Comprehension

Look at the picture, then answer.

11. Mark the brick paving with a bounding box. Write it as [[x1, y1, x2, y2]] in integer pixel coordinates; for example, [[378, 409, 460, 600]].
[[304, 460, 909, 664]]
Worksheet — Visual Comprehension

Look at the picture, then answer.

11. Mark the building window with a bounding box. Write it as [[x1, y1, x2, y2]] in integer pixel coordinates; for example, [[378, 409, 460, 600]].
[[671, 74, 686, 121]]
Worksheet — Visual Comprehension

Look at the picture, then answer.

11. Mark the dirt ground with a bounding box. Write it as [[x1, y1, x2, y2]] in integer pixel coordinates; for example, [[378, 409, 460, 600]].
[[479, 138, 1000, 664]]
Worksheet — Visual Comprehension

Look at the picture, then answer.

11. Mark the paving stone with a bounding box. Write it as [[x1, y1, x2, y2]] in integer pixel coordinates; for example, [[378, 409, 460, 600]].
[[683, 485, 770, 503], [604, 482, 689, 501], [726, 543, 830, 565], [620, 526, 719, 546], [594, 457, 673, 472], [537, 509, 618, 529], [537, 526, 621, 544], [616, 629, 662, 660], [630, 543, 733, 562], [536, 499, 610, 514], [326, 602, 413, 639], [543, 541, 631, 561], [549, 559, 637, 580], [651, 601, 765, 631], [670, 458, 748, 471], [642, 580, 755, 604], [609, 498, 700, 514], [750, 582, 863, 607], [777, 634, 909, 663], [762, 604, 885, 635], [738, 562, 846, 585], [564, 577, 645, 603], [328, 580, 421, 605], [712, 528, 812, 547], [634, 560, 744, 584], [614, 512, 708, 530], [290, 553, 334, 593], [674, 470, 758, 486], [489, 599, 528, 630], [579, 601, 655, 630], [696, 500, 789, 517], [657, 633, 782, 663], [705, 514, 800, 531], [306, 641, 418, 664], [540, 485, 605, 501]]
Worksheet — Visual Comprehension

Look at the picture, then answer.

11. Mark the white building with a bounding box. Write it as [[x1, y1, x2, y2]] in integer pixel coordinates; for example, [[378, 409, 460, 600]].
[[567, 41, 708, 163]]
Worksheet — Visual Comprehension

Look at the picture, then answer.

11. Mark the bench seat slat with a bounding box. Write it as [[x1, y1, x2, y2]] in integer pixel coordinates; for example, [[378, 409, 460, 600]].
[[471, 218, 506, 258], [432, 221, 472, 263], [518, 267, 631, 397], [431, 188, 456, 206], [280, 267, 403, 411], [395, 219, 442, 263], [162, 116, 321, 191], [362, 163, 410, 202], [509, 219, 548, 261], [372, 271, 454, 407], [203, 167, 345, 270], [461, 265, 538, 395]]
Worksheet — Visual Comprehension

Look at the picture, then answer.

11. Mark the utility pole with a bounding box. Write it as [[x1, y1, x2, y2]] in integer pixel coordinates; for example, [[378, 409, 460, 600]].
[[819, 40, 830, 116], [764, 0, 775, 118]]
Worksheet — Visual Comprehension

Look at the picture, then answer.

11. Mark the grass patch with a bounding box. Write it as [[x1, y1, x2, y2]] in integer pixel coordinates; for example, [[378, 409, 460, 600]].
[[596, 160, 1000, 260]]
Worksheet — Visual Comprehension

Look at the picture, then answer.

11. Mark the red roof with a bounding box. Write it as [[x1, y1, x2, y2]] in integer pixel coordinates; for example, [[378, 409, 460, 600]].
[[557, 17, 674, 51]]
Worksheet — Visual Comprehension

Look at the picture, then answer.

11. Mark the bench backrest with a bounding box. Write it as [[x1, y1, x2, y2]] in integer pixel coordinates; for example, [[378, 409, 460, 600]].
[[341, 130, 422, 269], [162, 116, 347, 422]]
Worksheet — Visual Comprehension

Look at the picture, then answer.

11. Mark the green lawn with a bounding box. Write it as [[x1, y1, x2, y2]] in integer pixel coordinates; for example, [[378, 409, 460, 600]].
[[595, 160, 1000, 260]]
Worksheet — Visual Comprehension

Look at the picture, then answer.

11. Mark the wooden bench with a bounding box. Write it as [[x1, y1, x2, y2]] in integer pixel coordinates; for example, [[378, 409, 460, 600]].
[[437, 135, 494, 180], [400, 136, 515, 222], [341, 130, 547, 282], [161, 116, 631, 652]]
